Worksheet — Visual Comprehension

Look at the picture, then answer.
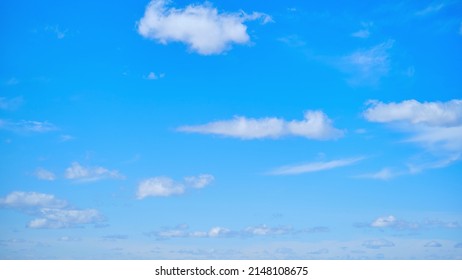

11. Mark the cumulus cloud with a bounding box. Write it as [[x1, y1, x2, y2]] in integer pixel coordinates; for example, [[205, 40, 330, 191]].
[[341, 40, 393, 85], [137, 0, 271, 55], [65, 162, 124, 182], [178, 111, 344, 140], [34, 168, 56, 181], [371, 215, 397, 228], [362, 239, 395, 249], [137, 177, 185, 198], [144, 72, 165, 80], [0, 191, 103, 229], [0, 191, 67, 210], [364, 99, 462, 168], [269, 157, 364, 175], [136, 174, 214, 199], [0, 119, 57, 133]]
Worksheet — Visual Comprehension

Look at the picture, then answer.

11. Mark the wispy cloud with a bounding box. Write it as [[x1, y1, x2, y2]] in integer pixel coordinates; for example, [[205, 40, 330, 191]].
[[65, 162, 125, 182], [0, 119, 57, 133], [364, 99, 462, 169], [178, 111, 344, 140], [144, 72, 165, 80], [269, 157, 364, 175], [362, 239, 395, 249], [34, 168, 56, 181], [148, 224, 328, 240], [355, 168, 399, 180], [341, 40, 393, 85], [0, 96, 23, 110], [45, 25, 68, 39], [356, 215, 459, 231], [351, 22, 373, 38], [137, 0, 271, 55], [136, 174, 214, 199], [424, 241, 443, 248], [415, 3, 445, 16], [0, 191, 103, 229]]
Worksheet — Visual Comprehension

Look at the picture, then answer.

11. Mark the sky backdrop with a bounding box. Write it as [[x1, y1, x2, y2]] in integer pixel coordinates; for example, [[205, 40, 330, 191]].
[[1, 0, 462, 259]]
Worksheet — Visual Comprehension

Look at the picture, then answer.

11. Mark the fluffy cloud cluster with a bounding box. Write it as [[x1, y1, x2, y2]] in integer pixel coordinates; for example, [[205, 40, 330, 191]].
[[136, 174, 214, 199], [65, 162, 124, 182], [364, 99, 462, 165], [178, 111, 344, 140], [137, 0, 271, 55], [0, 191, 103, 229]]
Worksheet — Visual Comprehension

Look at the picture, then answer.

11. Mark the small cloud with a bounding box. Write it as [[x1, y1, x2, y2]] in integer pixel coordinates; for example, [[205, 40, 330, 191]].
[[355, 168, 398, 180], [351, 29, 370, 38], [362, 239, 395, 249], [45, 25, 67, 39], [65, 162, 124, 182], [137, 0, 271, 55], [0, 191, 67, 210], [424, 241, 442, 248], [58, 236, 81, 242], [415, 3, 445, 16], [341, 40, 393, 85], [102, 234, 129, 241], [178, 110, 344, 140], [34, 168, 56, 181], [184, 174, 214, 188], [136, 173, 213, 199], [137, 177, 185, 198], [454, 242, 462, 248], [59, 135, 74, 142], [0, 96, 23, 110], [144, 72, 165, 80], [0, 119, 57, 133], [5, 78, 19, 86], [269, 157, 364, 175], [371, 215, 397, 228]]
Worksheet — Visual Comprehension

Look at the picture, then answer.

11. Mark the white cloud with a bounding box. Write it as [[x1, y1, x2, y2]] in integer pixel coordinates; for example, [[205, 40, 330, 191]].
[[34, 168, 56, 181], [362, 239, 395, 249], [59, 134, 74, 142], [208, 227, 232, 238], [355, 168, 398, 180], [415, 3, 445, 16], [357, 215, 459, 231], [136, 174, 213, 199], [178, 110, 344, 140], [0, 96, 23, 110], [28, 208, 102, 229], [342, 40, 393, 85], [364, 99, 462, 167], [424, 241, 443, 248], [269, 157, 364, 175], [137, 0, 271, 55], [0, 119, 57, 133], [45, 25, 68, 39], [0, 191, 67, 210], [244, 225, 292, 236], [65, 162, 124, 182], [0, 191, 103, 229], [371, 215, 397, 228], [144, 72, 165, 80], [137, 177, 185, 199], [184, 174, 214, 188], [351, 29, 370, 38]]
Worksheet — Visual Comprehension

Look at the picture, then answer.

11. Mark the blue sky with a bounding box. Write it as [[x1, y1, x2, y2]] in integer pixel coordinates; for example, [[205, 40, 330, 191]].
[[1, 0, 462, 259]]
